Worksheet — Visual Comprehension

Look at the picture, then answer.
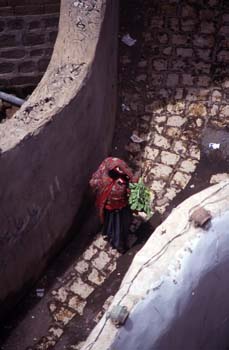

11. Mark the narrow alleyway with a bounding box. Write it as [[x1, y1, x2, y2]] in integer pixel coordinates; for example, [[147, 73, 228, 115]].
[[0, 0, 229, 349]]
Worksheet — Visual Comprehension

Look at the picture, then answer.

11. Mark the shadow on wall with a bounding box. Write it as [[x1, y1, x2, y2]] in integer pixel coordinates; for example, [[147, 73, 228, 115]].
[[0, 0, 119, 319], [112, 209, 229, 350]]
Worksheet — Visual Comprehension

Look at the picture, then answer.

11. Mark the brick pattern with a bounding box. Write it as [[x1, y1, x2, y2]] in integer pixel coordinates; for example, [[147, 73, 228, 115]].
[[0, 0, 60, 92], [117, 0, 229, 216], [30, 235, 120, 350]]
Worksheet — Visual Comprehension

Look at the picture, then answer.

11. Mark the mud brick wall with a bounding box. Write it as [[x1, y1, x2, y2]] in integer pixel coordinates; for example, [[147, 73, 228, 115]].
[[0, 0, 119, 319], [0, 0, 60, 94]]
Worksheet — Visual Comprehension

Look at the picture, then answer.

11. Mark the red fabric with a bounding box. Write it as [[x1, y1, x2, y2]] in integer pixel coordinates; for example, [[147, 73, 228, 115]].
[[89, 157, 137, 222]]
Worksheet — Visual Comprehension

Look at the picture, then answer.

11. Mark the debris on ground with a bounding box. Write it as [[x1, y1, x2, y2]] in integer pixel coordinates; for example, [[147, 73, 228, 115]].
[[36, 288, 45, 298], [130, 133, 144, 143], [121, 33, 137, 47], [0, 99, 19, 122], [210, 173, 229, 184], [190, 207, 212, 228], [121, 103, 130, 112], [108, 305, 129, 327], [208, 143, 220, 150]]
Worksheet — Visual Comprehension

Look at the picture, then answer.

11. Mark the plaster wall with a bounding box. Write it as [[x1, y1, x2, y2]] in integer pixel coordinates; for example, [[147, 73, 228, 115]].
[[82, 181, 229, 350], [0, 0, 118, 317]]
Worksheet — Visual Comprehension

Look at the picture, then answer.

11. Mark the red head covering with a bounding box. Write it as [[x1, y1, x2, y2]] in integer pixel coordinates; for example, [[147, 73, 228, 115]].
[[89, 157, 137, 222]]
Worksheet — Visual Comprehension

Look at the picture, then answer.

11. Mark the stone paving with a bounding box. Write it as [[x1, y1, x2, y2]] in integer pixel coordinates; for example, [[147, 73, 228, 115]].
[[1, 0, 229, 349], [115, 0, 229, 217], [25, 235, 120, 350]]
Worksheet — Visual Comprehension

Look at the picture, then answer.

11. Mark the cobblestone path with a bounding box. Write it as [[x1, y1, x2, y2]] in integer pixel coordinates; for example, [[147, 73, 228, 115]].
[[114, 0, 229, 216], [1, 0, 228, 349]]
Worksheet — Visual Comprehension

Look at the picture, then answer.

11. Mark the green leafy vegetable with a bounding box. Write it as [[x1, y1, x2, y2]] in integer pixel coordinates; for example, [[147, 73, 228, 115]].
[[128, 178, 152, 216]]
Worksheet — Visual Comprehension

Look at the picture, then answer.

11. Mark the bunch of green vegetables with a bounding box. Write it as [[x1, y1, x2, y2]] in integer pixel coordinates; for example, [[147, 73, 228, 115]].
[[128, 178, 152, 216]]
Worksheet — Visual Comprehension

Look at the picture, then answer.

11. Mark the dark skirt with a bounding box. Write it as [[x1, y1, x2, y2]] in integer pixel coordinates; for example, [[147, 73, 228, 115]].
[[102, 206, 132, 252]]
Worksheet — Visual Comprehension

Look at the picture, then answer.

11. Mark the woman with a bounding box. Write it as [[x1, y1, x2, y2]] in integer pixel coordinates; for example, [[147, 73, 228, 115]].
[[89, 157, 137, 253]]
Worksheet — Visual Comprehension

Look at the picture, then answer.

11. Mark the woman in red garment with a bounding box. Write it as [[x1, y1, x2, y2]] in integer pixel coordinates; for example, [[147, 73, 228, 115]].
[[89, 157, 137, 253]]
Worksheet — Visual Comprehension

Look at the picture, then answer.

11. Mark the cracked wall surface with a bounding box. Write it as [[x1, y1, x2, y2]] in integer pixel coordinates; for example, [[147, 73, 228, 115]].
[[82, 181, 229, 350], [0, 0, 119, 318]]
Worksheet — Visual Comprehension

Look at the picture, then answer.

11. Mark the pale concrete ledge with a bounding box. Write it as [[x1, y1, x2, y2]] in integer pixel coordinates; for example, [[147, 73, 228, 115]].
[[0, 0, 118, 317], [83, 181, 229, 350]]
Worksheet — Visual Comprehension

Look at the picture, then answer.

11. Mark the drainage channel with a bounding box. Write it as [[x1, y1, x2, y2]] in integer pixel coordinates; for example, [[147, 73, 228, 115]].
[[1, 0, 229, 349]]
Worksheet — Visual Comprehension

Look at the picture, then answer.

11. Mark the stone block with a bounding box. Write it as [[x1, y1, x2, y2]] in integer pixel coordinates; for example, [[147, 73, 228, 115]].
[[54, 287, 68, 303], [167, 115, 187, 127], [189, 145, 200, 160], [92, 251, 110, 270], [83, 246, 98, 261], [167, 101, 185, 114], [1, 48, 26, 59], [74, 261, 89, 274], [172, 171, 191, 188], [0, 33, 17, 47], [53, 307, 75, 325], [210, 173, 229, 184], [161, 151, 180, 166], [7, 18, 24, 30], [93, 235, 107, 250], [15, 5, 44, 15], [194, 35, 214, 48], [49, 327, 63, 339], [217, 50, 229, 62], [180, 159, 197, 173], [177, 48, 193, 58], [172, 34, 186, 45], [166, 73, 179, 87], [167, 127, 181, 138], [70, 278, 94, 299], [150, 180, 166, 192], [197, 75, 211, 87], [212, 90, 222, 102], [200, 22, 215, 34], [150, 163, 173, 180], [219, 26, 229, 36], [144, 146, 159, 161], [68, 296, 86, 315], [181, 19, 196, 31], [0, 6, 14, 16], [219, 105, 229, 118], [181, 4, 196, 18], [182, 74, 194, 86], [153, 59, 167, 71], [187, 103, 207, 117], [23, 33, 45, 46], [28, 20, 43, 30], [154, 134, 170, 149], [196, 49, 211, 61], [88, 268, 105, 286], [19, 60, 36, 73], [0, 62, 15, 73], [29, 48, 44, 57]]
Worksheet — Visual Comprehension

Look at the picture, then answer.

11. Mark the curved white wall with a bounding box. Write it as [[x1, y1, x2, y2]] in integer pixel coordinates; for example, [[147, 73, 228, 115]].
[[83, 181, 229, 350]]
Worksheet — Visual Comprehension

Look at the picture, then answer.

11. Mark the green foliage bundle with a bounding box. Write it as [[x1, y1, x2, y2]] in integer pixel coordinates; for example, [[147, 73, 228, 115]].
[[128, 178, 152, 216]]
